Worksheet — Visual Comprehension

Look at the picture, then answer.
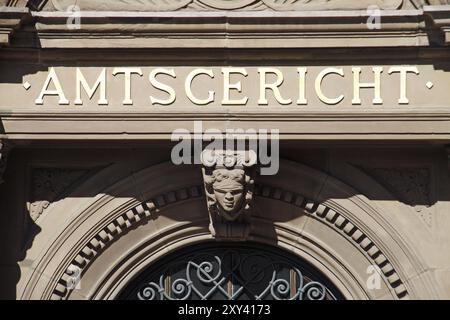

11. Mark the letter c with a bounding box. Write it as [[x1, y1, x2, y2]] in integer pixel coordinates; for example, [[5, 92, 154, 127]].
[[315, 68, 344, 105]]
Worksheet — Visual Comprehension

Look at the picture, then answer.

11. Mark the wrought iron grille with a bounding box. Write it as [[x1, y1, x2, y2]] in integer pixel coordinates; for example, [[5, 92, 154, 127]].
[[119, 243, 342, 300]]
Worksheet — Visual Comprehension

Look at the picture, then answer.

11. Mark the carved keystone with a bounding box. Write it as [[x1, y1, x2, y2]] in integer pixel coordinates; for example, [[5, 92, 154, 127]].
[[201, 149, 256, 240]]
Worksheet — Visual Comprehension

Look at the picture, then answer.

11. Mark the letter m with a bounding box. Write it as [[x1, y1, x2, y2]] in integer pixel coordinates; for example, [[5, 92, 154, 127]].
[[75, 67, 108, 105]]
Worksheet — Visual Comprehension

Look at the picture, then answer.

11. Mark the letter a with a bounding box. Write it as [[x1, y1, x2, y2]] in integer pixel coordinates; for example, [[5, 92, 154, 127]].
[[35, 67, 69, 105]]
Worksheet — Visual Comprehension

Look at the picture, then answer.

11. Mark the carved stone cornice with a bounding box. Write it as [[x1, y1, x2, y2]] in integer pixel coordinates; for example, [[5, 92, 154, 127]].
[[4, 109, 450, 142], [1, 3, 450, 48], [29, 10, 438, 49], [0, 6, 29, 46], [31, 0, 450, 12], [425, 5, 450, 45]]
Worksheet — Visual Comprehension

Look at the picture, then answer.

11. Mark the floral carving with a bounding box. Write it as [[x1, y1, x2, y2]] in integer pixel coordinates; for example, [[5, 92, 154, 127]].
[[29, 168, 92, 221], [360, 167, 433, 226]]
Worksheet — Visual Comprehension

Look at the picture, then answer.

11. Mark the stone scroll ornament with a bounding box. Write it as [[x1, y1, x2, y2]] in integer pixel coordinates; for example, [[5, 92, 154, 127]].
[[47, 0, 425, 12], [201, 149, 257, 240]]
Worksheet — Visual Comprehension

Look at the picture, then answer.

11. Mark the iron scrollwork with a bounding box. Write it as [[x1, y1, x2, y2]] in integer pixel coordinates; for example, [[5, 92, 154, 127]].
[[125, 245, 339, 300]]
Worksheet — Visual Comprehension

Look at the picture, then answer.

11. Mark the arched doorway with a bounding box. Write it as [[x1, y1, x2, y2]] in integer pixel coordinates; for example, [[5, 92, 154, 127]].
[[118, 242, 343, 300], [17, 160, 437, 300]]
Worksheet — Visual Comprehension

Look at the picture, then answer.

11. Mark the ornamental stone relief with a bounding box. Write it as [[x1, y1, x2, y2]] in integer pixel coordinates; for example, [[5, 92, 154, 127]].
[[201, 149, 256, 240], [25, 0, 449, 11], [29, 167, 94, 221], [360, 167, 433, 227]]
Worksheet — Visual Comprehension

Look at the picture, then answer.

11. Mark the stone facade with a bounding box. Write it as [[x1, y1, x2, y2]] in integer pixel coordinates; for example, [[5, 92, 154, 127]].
[[1, 0, 450, 300]]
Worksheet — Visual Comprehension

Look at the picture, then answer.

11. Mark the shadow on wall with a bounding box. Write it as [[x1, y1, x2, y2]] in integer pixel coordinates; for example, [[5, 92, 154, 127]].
[[0, 144, 447, 299]]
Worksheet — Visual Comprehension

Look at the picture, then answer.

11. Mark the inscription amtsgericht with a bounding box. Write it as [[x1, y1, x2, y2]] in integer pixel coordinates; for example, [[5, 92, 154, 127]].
[[23, 66, 435, 108]]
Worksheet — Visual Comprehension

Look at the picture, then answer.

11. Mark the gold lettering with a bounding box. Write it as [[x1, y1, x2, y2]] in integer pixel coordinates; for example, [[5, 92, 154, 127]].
[[352, 67, 383, 105], [221, 67, 248, 105], [185, 68, 215, 105], [258, 67, 292, 105], [74, 68, 108, 106], [35, 67, 69, 105], [315, 68, 344, 105], [297, 67, 308, 105], [112, 67, 143, 105], [388, 66, 419, 104], [149, 68, 177, 105]]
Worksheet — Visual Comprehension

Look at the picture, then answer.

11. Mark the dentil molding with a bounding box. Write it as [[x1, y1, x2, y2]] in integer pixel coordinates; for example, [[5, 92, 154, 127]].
[[50, 183, 409, 300]]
